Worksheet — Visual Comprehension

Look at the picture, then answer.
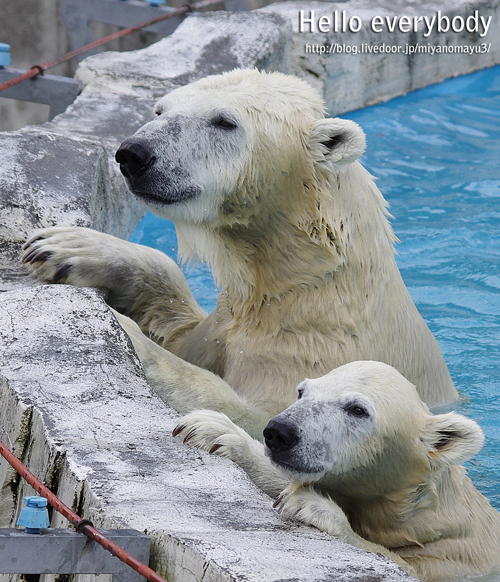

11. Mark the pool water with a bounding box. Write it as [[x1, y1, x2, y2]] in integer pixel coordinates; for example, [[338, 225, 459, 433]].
[[130, 66, 500, 509]]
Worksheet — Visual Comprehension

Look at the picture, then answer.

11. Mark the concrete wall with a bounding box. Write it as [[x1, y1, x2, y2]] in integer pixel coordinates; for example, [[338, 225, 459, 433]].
[[0, 0, 163, 132], [1, 1, 500, 580], [263, 0, 500, 114]]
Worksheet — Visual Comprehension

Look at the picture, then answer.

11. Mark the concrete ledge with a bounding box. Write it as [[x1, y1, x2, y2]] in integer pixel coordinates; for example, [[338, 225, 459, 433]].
[[0, 127, 132, 243], [0, 286, 414, 582], [0, 126, 145, 292]]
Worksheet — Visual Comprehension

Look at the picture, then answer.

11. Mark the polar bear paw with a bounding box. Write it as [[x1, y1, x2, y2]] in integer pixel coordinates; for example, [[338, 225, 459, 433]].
[[173, 410, 256, 462], [174, 410, 289, 497], [275, 484, 416, 576], [274, 483, 353, 538], [22, 226, 119, 287]]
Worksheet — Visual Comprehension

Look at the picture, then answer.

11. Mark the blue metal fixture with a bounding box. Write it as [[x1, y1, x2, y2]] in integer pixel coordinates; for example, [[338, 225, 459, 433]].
[[0, 44, 11, 68], [16, 496, 50, 534]]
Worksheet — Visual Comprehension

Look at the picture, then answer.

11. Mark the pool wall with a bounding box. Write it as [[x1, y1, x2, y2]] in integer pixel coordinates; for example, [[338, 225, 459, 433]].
[[0, 2, 498, 580], [264, 0, 500, 114]]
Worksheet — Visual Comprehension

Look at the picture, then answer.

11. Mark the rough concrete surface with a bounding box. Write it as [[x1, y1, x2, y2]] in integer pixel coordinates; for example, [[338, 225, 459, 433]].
[[73, 11, 292, 91], [0, 125, 144, 294], [262, 0, 500, 114], [0, 286, 415, 582]]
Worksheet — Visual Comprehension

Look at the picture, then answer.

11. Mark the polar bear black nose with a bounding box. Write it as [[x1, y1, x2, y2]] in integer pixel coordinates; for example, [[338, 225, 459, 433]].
[[263, 418, 299, 452], [115, 138, 156, 180]]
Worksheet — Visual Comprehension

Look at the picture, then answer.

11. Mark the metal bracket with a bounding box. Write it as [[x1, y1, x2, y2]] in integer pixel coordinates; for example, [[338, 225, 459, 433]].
[[0, 528, 150, 581], [0, 68, 82, 119]]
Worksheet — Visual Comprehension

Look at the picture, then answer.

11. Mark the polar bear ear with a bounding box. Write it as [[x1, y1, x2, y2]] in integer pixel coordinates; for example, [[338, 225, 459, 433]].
[[310, 118, 366, 167], [421, 412, 484, 466]]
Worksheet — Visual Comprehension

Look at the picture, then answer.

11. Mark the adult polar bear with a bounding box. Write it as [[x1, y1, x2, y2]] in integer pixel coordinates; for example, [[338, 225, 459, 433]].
[[23, 69, 457, 439]]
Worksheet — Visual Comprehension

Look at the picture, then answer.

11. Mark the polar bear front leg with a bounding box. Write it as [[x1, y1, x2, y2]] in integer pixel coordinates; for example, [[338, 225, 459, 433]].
[[22, 227, 206, 345], [172, 409, 288, 497], [113, 310, 270, 440], [275, 485, 416, 576]]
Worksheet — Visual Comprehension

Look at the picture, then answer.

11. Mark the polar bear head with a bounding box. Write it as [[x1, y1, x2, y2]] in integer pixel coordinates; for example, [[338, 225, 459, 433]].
[[115, 69, 366, 227], [264, 361, 483, 496]]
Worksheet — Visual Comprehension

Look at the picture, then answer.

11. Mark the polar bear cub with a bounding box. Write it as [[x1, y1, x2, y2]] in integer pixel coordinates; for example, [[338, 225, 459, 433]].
[[175, 361, 500, 581], [266, 361, 500, 581]]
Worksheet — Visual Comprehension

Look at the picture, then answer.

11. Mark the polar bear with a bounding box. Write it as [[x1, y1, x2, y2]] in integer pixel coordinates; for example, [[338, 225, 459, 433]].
[[174, 361, 500, 582], [23, 69, 457, 439]]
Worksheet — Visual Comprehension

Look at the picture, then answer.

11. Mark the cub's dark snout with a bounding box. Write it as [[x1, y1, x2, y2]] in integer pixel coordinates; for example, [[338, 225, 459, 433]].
[[263, 418, 299, 452], [115, 138, 156, 180]]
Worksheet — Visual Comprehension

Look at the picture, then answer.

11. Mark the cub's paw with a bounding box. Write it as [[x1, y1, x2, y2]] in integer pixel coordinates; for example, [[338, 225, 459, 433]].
[[275, 485, 416, 575], [274, 484, 318, 520], [274, 484, 352, 537], [173, 410, 255, 463]]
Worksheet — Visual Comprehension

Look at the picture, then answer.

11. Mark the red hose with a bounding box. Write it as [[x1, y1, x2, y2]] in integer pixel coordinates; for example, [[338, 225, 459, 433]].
[[0, 438, 169, 582], [0, 0, 223, 94]]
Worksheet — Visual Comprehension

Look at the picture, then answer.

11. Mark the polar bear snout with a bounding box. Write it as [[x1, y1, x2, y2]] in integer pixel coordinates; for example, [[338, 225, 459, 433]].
[[264, 418, 299, 453], [116, 138, 156, 182]]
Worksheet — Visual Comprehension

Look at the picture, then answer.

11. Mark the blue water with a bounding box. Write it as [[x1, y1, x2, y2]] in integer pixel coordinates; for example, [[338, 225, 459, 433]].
[[130, 66, 500, 508]]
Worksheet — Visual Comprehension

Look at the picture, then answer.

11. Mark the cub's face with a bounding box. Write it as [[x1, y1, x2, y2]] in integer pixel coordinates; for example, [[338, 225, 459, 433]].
[[264, 361, 484, 496], [264, 366, 381, 484]]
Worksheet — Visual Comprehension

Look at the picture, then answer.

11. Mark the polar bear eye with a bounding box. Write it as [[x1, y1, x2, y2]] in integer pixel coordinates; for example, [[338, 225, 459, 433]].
[[296, 381, 308, 400], [345, 403, 369, 418], [212, 116, 237, 130]]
